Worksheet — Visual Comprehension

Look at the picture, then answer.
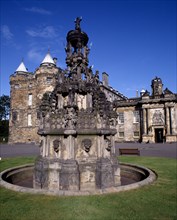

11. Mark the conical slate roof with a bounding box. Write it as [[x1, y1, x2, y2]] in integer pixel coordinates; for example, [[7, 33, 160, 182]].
[[15, 61, 28, 73], [41, 52, 55, 65]]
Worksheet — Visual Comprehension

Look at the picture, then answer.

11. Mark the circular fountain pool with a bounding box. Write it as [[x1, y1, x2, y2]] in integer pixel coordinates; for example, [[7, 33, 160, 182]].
[[0, 163, 157, 196]]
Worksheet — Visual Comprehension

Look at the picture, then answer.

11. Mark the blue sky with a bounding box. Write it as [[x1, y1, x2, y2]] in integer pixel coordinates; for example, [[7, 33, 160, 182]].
[[0, 0, 176, 97]]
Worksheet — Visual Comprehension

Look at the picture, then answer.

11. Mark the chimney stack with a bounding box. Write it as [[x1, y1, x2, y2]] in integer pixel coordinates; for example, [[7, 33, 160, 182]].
[[102, 72, 109, 87]]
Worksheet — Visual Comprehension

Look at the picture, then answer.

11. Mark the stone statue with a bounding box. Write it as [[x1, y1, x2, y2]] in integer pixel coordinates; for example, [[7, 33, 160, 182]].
[[105, 138, 111, 152], [82, 139, 92, 153], [75, 17, 82, 30], [65, 43, 72, 57], [53, 139, 61, 153], [65, 107, 77, 129], [94, 71, 99, 84]]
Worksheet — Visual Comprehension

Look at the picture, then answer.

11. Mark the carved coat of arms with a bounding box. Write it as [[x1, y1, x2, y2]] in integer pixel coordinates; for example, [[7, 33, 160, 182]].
[[152, 110, 164, 125]]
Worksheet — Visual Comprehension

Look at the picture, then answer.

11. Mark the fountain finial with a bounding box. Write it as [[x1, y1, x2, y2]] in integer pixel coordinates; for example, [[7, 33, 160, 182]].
[[75, 16, 82, 30]]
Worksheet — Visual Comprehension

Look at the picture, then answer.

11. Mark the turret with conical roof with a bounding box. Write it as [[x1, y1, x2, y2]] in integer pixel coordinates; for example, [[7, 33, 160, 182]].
[[15, 61, 28, 74], [40, 51, 55, 66]]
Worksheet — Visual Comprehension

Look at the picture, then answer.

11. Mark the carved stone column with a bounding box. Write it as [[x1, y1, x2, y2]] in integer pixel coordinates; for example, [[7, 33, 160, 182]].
[[68, 135, 75, 159], [169, 107, 172, 134], [111, 135, 115, 154], [166, 107, 170, 135], [146, 109, 149, 134], [97, 135, 102, 158], [143, 108, 147, 134]]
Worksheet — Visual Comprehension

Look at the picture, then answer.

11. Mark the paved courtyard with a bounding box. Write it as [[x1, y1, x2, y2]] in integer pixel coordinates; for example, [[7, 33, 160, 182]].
[[0, 142, 176, 159], [115, 142, 177, 159]]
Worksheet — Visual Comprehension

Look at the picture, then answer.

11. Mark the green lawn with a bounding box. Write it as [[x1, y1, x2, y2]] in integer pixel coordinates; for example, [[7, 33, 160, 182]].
[[0, 156, 176, 220]]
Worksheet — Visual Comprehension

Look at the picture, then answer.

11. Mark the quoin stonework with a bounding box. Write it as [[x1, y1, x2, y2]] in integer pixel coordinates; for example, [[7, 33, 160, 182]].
[[9, 18, 177, 144]]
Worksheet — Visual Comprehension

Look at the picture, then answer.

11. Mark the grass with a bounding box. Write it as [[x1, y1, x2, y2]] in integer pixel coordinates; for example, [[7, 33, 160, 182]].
[[0, 156, 177, 220]]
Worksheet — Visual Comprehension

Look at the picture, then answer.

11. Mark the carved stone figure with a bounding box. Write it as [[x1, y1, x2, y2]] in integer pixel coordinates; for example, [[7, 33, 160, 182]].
[[105, 138, 111, 152], [82, 139, 92, 153], [94, 71, 99, 84], [75, 17, 82, 30], [65, 107, 77, 129], [34, 18, 120, 192], [53, 139, 61, 153], [152, 110, 164, 125]]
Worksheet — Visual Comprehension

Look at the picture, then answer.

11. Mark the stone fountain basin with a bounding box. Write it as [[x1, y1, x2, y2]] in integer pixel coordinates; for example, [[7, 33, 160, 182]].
[[0, 163, 157, 196]]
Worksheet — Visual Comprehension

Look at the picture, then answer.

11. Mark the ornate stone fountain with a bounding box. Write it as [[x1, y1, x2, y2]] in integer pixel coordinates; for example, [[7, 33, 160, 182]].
[[33, 17, 120, 191]]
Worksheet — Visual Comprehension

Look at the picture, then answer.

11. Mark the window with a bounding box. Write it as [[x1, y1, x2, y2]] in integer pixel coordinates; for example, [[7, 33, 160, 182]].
[[119, 132, 124, 138], [134, 131, 140, 137], [28, 114, 32, 126], [12, 112, 18, 121], [46, 77, 52, 83], [28, 94, 32, 106], [118, 112, 124, 124], [133, 111, 140, 123], [37, 111, 40, 119], [14, 84, 19, 89]]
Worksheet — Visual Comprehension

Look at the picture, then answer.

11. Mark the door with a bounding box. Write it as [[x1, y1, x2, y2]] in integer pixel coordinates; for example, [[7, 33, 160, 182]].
[[155, 128, 163, 143]]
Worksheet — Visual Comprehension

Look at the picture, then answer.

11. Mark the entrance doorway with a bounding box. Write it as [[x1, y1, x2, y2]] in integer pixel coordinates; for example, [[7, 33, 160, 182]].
[[155, 128, 163, 143]]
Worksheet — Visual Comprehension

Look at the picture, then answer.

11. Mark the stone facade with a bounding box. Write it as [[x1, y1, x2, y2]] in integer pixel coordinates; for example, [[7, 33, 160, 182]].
[[9, 57, 63, 143], [115, 77, 177, 143], [9, 21, 177, 144]]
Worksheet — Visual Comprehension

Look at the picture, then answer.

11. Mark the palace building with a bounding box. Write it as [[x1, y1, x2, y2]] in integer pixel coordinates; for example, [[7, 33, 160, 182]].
[[9, 19, 177, 144]]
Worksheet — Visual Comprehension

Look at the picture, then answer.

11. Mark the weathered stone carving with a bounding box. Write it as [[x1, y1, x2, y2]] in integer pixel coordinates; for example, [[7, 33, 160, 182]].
[[105, 137, 111, 152], [53, 139, 61, 153], [64, 107, 77, 129], [152, 110, 164, 125], [34, 18, 120, 192], [75, 17, 82, 30], [39, 140, 43, 154], [82, 139, 92, 153]]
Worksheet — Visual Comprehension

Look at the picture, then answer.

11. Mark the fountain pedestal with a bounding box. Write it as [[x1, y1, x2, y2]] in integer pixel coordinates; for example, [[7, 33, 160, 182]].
[[34, 18, 120, 192]]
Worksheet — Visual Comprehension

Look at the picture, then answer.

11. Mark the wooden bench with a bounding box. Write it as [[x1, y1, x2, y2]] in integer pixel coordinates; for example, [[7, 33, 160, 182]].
[[119, 148, 140, 156]]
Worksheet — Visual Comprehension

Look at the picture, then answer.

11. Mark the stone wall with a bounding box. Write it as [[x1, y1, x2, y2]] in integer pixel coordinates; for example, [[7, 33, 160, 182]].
[[9, 67, 177, 144], [115, 100, 177, 143], [115, 106, 140, 142], [9, 64, 59, 144]]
